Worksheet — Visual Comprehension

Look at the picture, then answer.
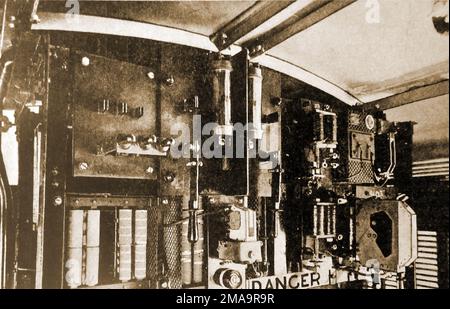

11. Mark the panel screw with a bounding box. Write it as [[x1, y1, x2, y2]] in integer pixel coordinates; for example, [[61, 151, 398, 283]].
[[81, 56, 90, 67], [79, 162, 89, 170], [53, 196, 63, 206], [51, 167, 59, 176]]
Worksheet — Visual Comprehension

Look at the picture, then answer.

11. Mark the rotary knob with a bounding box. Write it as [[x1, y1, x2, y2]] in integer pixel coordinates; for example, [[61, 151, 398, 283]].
[[117, 134, 136, 150], [214, 268, 243, 289], [139, 136, 156, 150]]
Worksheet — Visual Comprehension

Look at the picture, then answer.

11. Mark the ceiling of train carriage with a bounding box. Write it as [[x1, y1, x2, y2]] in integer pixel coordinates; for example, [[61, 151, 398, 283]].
[[39, 0, 261, 36], [2, 0, 449, 105], [268, 0, 449, 102], [270, 0, 448, 102]]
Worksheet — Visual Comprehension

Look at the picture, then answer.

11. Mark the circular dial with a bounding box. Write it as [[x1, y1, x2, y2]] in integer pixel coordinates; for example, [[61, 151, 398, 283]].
[[365, 115, 375, 130]]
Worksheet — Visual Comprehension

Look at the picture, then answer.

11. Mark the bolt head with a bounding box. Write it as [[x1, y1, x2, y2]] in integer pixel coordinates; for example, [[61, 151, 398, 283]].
[[53, 196, 63, 206], [79, 162, 89, 170], [81, 56, 90, 67], [160, 281, 168, 288]]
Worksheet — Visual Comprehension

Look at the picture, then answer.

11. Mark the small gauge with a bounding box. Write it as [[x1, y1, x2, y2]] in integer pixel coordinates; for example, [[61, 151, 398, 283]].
[[365, 115, 375, 130]]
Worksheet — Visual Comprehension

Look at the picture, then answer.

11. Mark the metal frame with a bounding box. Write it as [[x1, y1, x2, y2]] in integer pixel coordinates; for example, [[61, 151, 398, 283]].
[[210, 0, 293, 51], [0, 146, 13, 288], [365, 80, 449, 111], [244, 0, 357, 57]]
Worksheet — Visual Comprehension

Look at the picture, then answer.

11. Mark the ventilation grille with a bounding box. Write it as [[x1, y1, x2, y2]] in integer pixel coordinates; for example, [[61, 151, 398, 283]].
[[383, 274, 400, 289], [415, 230, 439, 289]]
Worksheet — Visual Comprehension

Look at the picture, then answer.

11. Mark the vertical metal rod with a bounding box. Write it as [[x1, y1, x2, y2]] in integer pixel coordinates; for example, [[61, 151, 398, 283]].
[[262, 198, 268, 275], [0, 0, 8, 59], [0, 152, 8, 288], [349, 206, 354, 251], [188, 133, 201, 243], [33, 124, 45, 288]]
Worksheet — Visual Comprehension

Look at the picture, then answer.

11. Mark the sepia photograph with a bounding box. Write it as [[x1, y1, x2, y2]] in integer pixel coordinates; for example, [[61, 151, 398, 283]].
[[0, 0, 448, 296]]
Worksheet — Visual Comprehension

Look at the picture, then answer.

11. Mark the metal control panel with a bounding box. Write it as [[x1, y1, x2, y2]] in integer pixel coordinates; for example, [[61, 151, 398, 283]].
[[337, 110, 377, 184], [72, 52, 159, 179]]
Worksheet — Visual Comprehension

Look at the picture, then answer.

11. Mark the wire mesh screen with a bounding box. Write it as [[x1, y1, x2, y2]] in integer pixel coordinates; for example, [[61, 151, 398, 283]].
[[161, 196, 182, 289]]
